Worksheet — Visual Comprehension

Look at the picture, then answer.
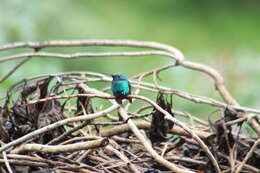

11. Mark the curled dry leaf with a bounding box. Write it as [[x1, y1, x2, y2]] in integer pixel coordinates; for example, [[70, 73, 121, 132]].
[[0, 71, 258, 173], [75, 86, 94, 116], [149, 93, 174, 144], [1, 77, 65, 144]]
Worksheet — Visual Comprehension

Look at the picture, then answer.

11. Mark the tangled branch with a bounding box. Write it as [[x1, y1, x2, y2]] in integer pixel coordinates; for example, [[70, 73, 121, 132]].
[[0, 40, 259, 173]]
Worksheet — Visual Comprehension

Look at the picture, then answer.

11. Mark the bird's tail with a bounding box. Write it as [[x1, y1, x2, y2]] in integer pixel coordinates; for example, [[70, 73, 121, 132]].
[[115, 98, 123, 104], [128, 97, 132, 103]]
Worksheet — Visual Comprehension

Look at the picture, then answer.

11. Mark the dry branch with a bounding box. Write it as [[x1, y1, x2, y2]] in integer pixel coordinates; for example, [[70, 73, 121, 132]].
[[234, 138, 260, 173], [0, 40, 259, 172], [118, 107, 194, 173], [0, 57, 31, 84], [105, 145, 139, 173], [0, 103, 119, 152], [100, 121, 210, 139], [10, 138, 108, 154], [2, 152, 13, 173]]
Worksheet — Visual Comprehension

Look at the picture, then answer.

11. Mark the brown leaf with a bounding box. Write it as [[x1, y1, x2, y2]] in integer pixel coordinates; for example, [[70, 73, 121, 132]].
[[75, 86, 94, 115], [37, 100, 64, 144], [211, 118, 235, 154], [149, 93, 174, 144], [0, 106, 10, 142]]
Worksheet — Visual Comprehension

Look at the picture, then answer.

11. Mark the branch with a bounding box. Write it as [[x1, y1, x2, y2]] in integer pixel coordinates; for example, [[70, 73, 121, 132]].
[[16, 76, 260, 115], [105, 145, 139, 173], [10, 138, 108, 154], [130, 95, 221, 173], [100, 121, 210, 139], [0, 39, 259, 172], [0, 57, 31, 83], [234, 138, 260, 173], [118, 107, 194, 173], [0, 40, 184, 61], [0, 51, 176, 63], [2, 151, 13, 173], [181, 61, 237, 105], [0, 39, 234, 104], [0, 103, 119, 152]]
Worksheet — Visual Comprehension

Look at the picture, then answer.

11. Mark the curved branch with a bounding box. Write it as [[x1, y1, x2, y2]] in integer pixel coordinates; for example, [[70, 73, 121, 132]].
[[181, 60, 238, 105], [118, 107, 194, 173], [0, 40, 184, 61], [129, 95, 221, 173], [0, 51, 176, 63], [0, 40, 258, 135], [0, 39, 236, 105]]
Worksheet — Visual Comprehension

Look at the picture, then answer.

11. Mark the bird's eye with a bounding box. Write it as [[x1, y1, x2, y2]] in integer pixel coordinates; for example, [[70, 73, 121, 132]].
[[112, 75, 119, 79]]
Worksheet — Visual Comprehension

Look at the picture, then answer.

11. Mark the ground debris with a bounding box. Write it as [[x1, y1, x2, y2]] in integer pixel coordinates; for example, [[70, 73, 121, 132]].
[[0, 73, 259, 173]]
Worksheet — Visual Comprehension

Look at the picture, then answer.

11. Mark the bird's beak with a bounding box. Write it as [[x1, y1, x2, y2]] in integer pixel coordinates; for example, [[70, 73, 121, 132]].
[[111, 74, 115, 79]]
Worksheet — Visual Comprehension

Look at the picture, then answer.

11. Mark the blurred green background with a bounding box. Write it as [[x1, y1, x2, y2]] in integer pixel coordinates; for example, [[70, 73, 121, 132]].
[[0, 0, 259, 118]]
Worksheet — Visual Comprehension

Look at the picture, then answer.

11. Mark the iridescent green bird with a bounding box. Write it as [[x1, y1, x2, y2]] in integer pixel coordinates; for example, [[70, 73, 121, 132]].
[[111, 73, 132, 104]]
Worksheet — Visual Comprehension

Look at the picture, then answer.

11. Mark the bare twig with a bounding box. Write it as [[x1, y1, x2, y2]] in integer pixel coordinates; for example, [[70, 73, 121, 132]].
[[0, 159, 48, 167], [0, 39, 233, 105], [47, 121, 90, 145], [100, 121, 210, 139], [219, 153, 259, 173], [0, 103, 119, 152], [180, 60, 237, 105], [10, 138, 108, 154], [0, 40, 184, 60], [20, 87, 260, 115], [0, 57, 31, 83], [129, 95, 221, 173], [0, 51, 176, 63], [105, 145, 139, 173], [0, 40, 259, 172], [2, 151, 13, 173], [234, 138, 260, 173], [118, 107, 194, 173]]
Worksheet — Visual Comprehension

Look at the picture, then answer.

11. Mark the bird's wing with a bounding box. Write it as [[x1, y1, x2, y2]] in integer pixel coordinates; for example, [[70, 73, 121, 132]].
[[128, 80, 131, 94]]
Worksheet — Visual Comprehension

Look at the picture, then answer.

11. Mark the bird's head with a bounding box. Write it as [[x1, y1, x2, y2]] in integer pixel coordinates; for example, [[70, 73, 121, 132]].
[[112, 72, 128, 80]]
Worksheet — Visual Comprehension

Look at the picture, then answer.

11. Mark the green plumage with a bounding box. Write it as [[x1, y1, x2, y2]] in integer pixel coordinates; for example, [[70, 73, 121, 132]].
[[111, 73, 132, 104]]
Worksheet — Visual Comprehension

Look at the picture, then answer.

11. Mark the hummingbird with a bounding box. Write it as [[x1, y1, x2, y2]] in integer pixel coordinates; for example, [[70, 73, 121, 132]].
[[111, 72, 132, 104]]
